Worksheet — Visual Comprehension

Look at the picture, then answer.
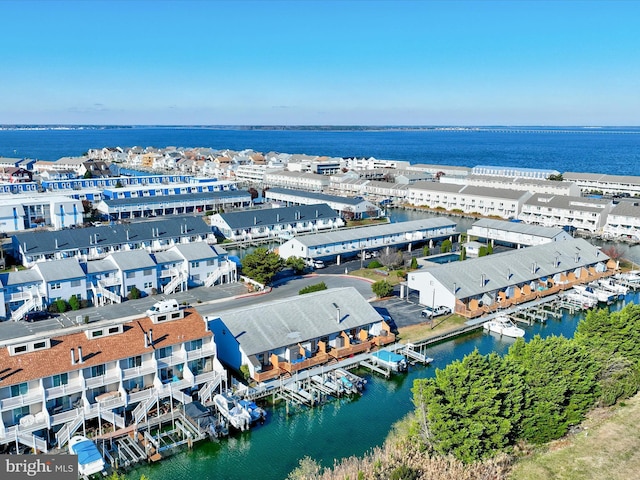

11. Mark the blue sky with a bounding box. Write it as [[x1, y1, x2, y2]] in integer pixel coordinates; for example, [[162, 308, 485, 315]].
[[1, 0, 638, 125]]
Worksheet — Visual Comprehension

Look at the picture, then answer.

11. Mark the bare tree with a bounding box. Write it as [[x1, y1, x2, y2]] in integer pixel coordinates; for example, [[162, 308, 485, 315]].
[[378, 248, 404, 268]]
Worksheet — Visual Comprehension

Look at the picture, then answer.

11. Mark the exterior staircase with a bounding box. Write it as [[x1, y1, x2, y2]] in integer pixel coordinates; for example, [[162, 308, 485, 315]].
[[163, 270, 187, 295], [11, 292, 42, 321]]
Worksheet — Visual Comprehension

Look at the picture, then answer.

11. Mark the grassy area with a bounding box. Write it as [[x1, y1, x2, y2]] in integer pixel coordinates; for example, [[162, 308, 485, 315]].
[[509, 393, 640, 480], [395, 315, 468, 344], [349, 267, 409, 285]]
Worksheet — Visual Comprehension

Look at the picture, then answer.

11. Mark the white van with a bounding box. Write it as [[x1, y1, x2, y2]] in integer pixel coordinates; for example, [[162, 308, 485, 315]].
[[146, 299, 179, 317]]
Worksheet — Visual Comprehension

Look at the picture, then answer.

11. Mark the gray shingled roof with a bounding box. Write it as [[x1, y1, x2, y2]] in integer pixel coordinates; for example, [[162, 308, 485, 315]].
[[471, 218, 566, 238], [171, 242, 218, 261], [564, 172, 640, 185], [13, 215, 211, 255], [35, 258, 86, 282], [84, 258, 119, 275], [0, 269, 43, 286], [287, 218, 456, 248], [413, 238, 607, 299], [152, 250, 184, 264], [212, 287, 382, 356], [216, 203, 338, 230], [524, 193, 611, 212], [108, 250, 156, 271], [609, 201, 640, 219]]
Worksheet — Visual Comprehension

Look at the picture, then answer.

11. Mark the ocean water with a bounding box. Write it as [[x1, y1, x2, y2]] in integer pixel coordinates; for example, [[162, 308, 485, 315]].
[[1, 126, 640, 175]]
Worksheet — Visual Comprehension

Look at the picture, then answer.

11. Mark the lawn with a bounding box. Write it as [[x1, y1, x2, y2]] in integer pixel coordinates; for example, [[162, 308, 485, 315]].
[[509, 393, 640, 480]]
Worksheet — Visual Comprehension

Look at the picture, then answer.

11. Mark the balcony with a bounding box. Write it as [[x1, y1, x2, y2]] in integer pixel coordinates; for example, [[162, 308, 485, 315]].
[[84, 372, 120, 390], [121, 364, 156, 381], [156, 353, 185, 368], [0, 391, 43, 411], [45, 379, 84, 398], [186, 344, 216, 362]]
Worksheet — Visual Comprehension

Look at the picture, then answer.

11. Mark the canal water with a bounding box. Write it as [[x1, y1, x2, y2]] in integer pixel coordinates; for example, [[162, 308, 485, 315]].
[[127, 287, 640, 480]]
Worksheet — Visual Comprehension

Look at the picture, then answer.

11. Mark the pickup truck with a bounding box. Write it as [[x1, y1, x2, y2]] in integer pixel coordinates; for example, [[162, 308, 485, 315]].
[[420, 305, 452, 318]]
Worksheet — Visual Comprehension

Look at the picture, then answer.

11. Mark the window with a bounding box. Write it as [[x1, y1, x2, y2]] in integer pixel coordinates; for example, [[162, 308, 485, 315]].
[[127, 355, 142, 368], [108, 326, 119, 334], [191, 261, 200, 268], [12, 406, 29, 424], [34, 341, 47, 350], [52, 373, 68, 387], [144, 282, 153, 288], [11, 383, 28, 397], [51, 282, 61, 290], [13, 345, 27, 354], [144, 269, 153, 276], [90, 364, 105, 377], [187, 339, 203, 351], [157, 346, 172, 359], [126, 272, 135, 279], [71, 280, 81, 287]]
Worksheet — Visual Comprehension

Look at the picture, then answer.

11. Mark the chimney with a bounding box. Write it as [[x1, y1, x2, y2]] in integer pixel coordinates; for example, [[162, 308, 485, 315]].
[[276, 213, 279, 222], [480, 273, 486, 287], [148, 329, 153, 347], [126, 230, 129, 241], [70, 348, 76, 365], [336, 308, 341, 324], [55, 238, 58, 249], [254, 216, 257, 225], [531, 262, 537, 274], [77, 346, 83, 364]]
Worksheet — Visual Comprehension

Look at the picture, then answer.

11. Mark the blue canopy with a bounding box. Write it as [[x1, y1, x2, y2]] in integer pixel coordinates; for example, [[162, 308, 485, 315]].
[[71, 439, 102, 466]]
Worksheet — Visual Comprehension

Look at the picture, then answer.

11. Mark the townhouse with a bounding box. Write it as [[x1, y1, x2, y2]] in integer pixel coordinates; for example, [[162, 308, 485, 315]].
[[1, 242, 237, 320], [564, 172, 640, 197], [0, 307, 226, 452], [207, 287, 395, 382], [519, 193, 614, 233], [407, 238, 614, 319], [602, 200, 640, 242], [265, 187, 380, 219], [209, 203, 343, 241], [471, 165, 560, 179], [96, 190, 252, 221], [278, 218, 458, 264], [441, 174, 581, 196], [12, 215, 216, 267], [467, 218, 573, 248], [263, 170, 330, 191], [0, 194, 83, 233], [408, 182, 531, 219]]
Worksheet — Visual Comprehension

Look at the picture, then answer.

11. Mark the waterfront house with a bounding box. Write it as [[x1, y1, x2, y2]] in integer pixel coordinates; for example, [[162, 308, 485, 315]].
[[407, 182, 532, 219], [602, 200, 640, 242], [519, 193, 613, 234], [407, 238, 614, 319], [0, 307, 226, 452], [264, 170, 330, 191], [207, 287, 395, 382], [467, 218, 573, 248], [564, 172, 640, 197]]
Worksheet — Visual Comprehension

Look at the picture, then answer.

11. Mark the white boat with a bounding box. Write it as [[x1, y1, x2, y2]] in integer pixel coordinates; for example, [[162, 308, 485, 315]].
[[596, 278, 628, 296], [574, 284, 615, 304], [213, 393, 251, 431], [483, 316, 525, 338], [68, 435, 105, 477]]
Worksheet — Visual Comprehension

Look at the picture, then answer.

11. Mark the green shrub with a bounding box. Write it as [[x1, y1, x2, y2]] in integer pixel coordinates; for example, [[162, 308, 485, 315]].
[[299, 282, 328, 295], [367, 260, 383, 269], [372, 280, 394, 298]]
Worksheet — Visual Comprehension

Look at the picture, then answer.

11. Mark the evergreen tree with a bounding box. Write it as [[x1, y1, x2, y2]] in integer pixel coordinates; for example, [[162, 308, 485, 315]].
[[241, 247, 285, 285]]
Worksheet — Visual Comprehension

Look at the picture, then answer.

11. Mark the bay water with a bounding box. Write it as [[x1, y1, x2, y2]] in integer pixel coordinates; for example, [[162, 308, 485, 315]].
[[1, 127, 639, 478]]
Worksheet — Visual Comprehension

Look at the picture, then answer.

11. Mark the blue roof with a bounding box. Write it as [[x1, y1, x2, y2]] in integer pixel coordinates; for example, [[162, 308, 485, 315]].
[[71, 438, 102, 466], [371, 350, 405, 363]]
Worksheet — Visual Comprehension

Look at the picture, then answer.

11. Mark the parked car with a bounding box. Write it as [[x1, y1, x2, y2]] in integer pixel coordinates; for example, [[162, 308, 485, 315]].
[[420, 305, 452, 318], [24, 310, 52, 322]]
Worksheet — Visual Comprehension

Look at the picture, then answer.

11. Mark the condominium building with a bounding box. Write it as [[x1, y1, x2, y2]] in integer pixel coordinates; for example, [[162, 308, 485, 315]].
[[0, 307, 226, 452]]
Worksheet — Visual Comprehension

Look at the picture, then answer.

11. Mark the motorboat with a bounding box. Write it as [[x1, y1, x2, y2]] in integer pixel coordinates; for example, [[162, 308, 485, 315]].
[[563, 292, 598, 309], [574, 284, 615, 304], [213, 393, 251, 431], [483, 316, 525, 338], [68, 435, 105, 477], [596, 278, 628, 296], [237, 399, 267, 424], [370, 349, 408, 372]]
